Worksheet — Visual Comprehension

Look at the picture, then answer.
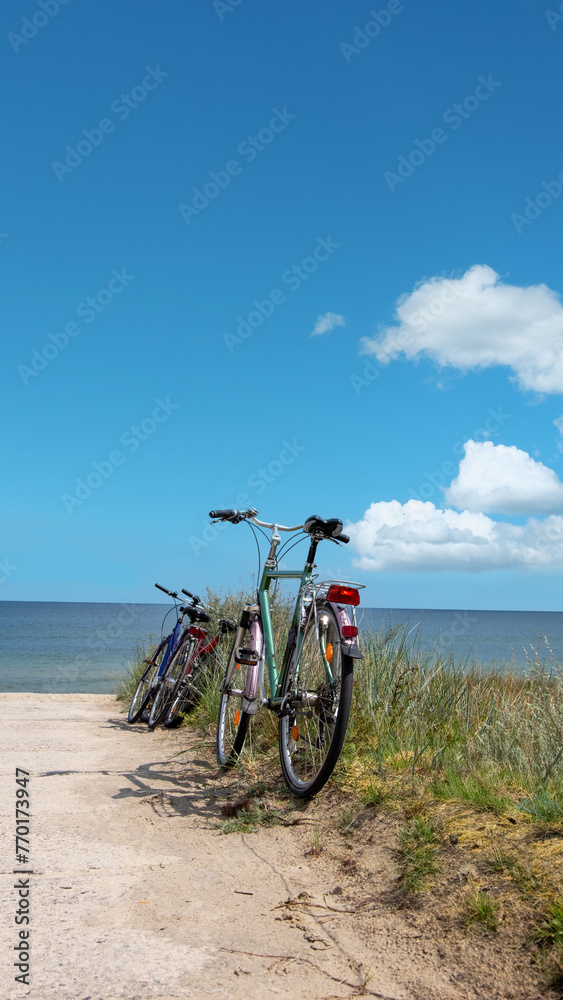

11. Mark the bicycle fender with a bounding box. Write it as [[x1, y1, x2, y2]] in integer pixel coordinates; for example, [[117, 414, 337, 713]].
[[341, 641, 362, 659], [326, 600, 363, 659]]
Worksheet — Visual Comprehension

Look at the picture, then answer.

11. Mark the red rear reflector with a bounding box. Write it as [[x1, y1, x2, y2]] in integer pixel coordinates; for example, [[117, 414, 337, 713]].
[[327, 585, 360, 606], [342, 625, 358, 638]]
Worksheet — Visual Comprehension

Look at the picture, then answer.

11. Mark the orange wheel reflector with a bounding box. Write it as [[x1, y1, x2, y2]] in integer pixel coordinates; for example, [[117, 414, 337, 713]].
[[325, 642, 333, 663], [291, 725, 299, 741], [234, 710, 241, 725]]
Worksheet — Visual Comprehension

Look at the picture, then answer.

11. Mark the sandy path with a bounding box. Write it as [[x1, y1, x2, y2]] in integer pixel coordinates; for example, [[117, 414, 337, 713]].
[[0, 694, 531, 1000]]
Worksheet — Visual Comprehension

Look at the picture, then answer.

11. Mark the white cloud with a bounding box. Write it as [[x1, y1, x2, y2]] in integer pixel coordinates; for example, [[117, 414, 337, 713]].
[[311, 312, 346, 336], [444, 439, 563, 514], [360, 265, 563, 394], [347, 499, 563, 573]]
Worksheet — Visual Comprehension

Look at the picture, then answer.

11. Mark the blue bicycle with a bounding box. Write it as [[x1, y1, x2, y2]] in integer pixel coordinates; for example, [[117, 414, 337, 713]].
[[127, 583, 210, 726]]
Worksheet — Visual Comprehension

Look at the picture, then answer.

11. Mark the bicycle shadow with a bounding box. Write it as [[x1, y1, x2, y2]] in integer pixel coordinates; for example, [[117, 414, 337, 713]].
[[103, 713, 240, 821]]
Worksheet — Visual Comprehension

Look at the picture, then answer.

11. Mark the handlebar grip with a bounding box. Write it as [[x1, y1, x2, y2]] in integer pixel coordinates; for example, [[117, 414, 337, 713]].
[[334, 533, 350, 544], [182, 588, 194, 599], [155, 583, 170, 594], [209, 509, 237, 520]]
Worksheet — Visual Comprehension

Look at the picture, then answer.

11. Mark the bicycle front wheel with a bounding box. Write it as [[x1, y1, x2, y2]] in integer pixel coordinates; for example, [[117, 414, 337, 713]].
[[127, 638, 168, 724], [278, 603, 353, 797], [148, 636, 195, 730], [216, 630, 255, 766]]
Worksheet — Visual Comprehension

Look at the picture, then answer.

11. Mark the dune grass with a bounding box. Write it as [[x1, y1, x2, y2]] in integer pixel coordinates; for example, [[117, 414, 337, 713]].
[[116, 594, 563, 813], [336, 624, 563, 809], [115, 595, 563, 982]]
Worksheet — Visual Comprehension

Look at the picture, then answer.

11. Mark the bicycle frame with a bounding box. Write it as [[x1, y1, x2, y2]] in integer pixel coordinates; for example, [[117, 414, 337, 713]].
[[227, 517, 362, 714], [154, 614, 185, 680], [176, 626, 220, 680], [149, 600, 206, 691]]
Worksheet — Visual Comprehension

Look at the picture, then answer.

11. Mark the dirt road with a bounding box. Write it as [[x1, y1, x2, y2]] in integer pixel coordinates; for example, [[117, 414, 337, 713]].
[[0, 694, 546, 1000]]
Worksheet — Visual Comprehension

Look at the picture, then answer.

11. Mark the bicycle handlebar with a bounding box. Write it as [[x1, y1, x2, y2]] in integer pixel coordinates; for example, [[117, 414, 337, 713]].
[[251, 516, 304, 532], [182, 588, 198, 601], [155, 582, 178, 598], [155, 583, 209, 606], [208, 509, 349, 539], [209, 508, 302, 531]]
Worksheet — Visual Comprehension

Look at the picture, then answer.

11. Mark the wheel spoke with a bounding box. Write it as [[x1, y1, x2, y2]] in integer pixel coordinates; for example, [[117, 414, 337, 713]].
[[278, 605, 353, 796]]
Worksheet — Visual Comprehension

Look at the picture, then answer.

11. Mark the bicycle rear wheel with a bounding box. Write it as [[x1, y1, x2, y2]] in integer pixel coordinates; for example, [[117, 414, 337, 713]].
[[278, 603, 353, 797], [148, 636, 195, 730], [163, 651, 210, 728], [127, 638, 168, 724]]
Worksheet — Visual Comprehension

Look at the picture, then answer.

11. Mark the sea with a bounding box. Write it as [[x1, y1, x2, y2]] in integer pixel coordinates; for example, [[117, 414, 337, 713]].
[[0, 601, 562, 693]]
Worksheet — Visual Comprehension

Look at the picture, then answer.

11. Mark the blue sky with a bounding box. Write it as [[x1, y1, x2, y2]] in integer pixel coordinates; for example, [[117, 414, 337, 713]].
[[3, 0, 563, 610]]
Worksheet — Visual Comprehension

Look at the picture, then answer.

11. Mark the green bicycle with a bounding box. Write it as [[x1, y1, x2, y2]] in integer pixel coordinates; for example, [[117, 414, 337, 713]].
[[208, 507, 364, 797]]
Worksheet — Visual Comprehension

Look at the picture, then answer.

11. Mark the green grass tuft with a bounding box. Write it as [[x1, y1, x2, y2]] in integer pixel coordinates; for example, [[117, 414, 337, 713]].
[[533, 899, 563, 987], [519, 790, 563, 822], [464, 888, 499, 931], [534, 899, 563, 950], [217, 799, 281, 834], [397, 816, 441, 894], [432, 769, 509, 813]]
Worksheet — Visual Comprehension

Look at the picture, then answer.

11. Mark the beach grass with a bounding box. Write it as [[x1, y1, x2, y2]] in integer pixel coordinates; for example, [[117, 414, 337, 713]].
[[116, 592, 563, 814], [115, 590, 563, 980]]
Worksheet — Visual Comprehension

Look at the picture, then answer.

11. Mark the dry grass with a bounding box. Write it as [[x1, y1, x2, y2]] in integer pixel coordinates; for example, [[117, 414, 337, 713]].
[[116, 601, 563, 987]]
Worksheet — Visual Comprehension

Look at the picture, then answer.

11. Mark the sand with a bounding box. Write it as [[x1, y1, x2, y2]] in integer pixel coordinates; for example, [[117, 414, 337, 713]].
[[0, 694, 550, 999]]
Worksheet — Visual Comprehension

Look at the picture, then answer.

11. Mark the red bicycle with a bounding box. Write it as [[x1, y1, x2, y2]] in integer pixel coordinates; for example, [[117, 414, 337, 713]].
[[158, 612, 236, 729]]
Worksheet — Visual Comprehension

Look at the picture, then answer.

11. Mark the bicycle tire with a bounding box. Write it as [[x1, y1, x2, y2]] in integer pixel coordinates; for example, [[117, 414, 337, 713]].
[[278, 602, 353, 797], [216, 631, 254, 767], [148, 636, 196, 730], [163, 652, 207, 728], [127, 638, 168, 724]]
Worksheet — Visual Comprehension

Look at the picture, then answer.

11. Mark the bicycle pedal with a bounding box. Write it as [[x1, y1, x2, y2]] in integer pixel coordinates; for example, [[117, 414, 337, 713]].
[[234, 647, 260, 666]]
